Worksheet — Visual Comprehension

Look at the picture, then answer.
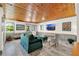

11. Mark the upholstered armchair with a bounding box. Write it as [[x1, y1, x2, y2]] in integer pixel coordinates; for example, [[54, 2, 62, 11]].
[[20, 33, 43, 53]]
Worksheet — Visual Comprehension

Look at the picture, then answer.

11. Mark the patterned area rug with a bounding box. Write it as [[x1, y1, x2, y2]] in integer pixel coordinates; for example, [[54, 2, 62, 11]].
[[29, 41, 72, 56]]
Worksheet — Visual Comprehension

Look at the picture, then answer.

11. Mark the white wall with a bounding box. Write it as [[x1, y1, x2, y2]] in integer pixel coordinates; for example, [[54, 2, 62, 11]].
[[76, 4, 79, 42], [0, 7, 4, 51], [37, 16, 77, 35]]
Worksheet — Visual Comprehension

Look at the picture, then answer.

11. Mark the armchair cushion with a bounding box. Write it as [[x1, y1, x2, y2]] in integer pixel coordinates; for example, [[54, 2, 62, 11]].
[[29, 38, 41, 44], [29, 34, 35, 42]]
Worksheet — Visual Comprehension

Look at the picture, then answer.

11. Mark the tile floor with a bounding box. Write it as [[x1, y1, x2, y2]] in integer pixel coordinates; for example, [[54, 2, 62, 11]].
[[2, 40, 28, 56], [2, 40, 72, 56]]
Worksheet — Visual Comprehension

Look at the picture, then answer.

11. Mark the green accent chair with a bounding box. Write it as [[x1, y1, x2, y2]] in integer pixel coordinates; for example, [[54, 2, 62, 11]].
[[20, 33, 43, 53]]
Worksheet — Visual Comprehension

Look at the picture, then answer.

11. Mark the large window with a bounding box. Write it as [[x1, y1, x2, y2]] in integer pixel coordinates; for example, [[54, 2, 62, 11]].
[[26, 26, 30, 31], [16, 24, 25, 30], [5, 22, 15, 32]]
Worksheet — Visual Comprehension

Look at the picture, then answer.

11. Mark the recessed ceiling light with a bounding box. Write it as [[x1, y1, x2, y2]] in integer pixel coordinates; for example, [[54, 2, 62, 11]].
[[42, 16, 45, 21]]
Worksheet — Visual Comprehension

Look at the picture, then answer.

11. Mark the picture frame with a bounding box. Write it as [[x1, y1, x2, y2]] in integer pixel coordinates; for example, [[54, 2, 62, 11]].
[[62, 22, 71, 31]]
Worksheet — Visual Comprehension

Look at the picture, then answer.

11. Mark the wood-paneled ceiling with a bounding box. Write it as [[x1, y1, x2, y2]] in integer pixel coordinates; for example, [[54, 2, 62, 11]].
[[5, 3, 76, 23]]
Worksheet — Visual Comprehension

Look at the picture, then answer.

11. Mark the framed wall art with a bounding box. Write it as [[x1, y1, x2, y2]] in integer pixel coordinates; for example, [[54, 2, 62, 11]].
[[62, 22, 71, 31]]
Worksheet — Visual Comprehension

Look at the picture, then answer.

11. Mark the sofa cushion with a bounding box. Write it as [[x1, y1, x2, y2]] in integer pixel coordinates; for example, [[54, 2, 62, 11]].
[[29, 34, 35, 41]]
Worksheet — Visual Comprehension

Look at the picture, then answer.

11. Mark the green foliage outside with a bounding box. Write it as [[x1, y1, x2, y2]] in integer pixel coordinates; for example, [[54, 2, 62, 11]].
[[6, 25, 14, 31]]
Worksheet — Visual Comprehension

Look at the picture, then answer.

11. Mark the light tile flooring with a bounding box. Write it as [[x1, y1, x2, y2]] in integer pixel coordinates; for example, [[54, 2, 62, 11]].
[[2, 40, 72, 56], [2, 40, 28, 56]]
